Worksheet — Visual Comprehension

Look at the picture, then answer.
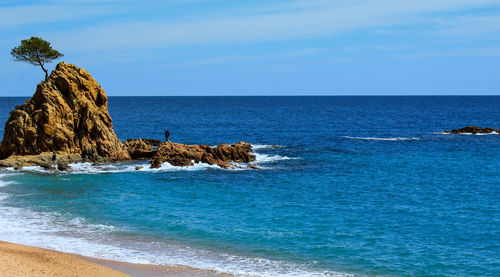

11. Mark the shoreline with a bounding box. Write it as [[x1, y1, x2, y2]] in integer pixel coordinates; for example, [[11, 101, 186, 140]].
[[0, 240, 225, 277], [0, 147, 290, 277]]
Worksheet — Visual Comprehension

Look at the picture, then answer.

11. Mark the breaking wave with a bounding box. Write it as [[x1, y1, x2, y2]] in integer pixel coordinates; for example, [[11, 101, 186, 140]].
[[1, 144, 298, 174], [343, 136, 420, 141], [0, 171, 349, 277], [252, 144, 286, 150]]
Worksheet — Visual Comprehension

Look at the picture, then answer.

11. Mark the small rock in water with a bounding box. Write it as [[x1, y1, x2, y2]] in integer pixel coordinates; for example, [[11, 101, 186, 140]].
[[446, 126, 499, 134], [57, 163, 70, 171], [135, 166, 144, 170], [248, 164, 260, 170], [13, 163, 23, 170]]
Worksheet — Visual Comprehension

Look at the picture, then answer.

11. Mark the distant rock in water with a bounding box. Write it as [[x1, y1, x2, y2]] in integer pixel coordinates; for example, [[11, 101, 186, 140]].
[[445, 126, 499, 134], [0, 62, 130, 161], [151, 141, 255, 169]]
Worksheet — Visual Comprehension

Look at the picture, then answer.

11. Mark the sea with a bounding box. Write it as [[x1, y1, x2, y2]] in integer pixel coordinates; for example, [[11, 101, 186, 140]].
[[0, 96, 498, 276]]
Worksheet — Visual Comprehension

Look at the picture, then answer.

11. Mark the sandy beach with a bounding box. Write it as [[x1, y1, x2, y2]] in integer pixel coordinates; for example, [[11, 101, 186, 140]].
[[0, 241, 130, 277], [0, 241, 223, 277]]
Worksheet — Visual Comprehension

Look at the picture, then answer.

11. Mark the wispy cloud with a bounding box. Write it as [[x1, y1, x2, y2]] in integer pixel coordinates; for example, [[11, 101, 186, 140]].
[[180, 48, 328, 66], [36, 0, 500, 51], [430, 15, 500, 36], [0, 4, 122, 29], [395, 47, 500, 59]]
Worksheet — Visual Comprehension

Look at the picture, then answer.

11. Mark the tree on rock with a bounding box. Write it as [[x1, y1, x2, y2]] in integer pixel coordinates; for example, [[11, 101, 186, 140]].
[[11, 37, 63, 81]]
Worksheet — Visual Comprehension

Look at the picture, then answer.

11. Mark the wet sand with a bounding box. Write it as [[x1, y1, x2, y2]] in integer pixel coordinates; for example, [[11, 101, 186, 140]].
[[0, 241, 225, 277]]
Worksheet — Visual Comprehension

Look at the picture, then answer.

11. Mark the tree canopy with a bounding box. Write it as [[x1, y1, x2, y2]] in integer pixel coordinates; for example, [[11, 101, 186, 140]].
[[11, 37, 63, 81]]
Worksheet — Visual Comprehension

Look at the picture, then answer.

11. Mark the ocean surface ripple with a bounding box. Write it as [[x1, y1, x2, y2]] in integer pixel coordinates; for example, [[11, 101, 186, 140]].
[[0, 96, 499, 276]]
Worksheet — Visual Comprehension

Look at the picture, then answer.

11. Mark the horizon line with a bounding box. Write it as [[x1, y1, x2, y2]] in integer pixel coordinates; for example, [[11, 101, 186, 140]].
[[2, 94, 500, 97]]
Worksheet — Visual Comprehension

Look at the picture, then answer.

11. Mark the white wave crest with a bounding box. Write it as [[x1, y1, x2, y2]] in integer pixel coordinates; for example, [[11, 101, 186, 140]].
[[0, 180, 14, 188], [0, 164, 344, 277], [0, 200, 351, 277], [0, 173, 16, 187], [253, 153, 298, 164], [142, 161, 221, 172], [1, 142, 297, 174], [252, 144, 285, 150], [343, 136, 420, 141], [3, 161, 255, 174], [4, 165, 48, 173], [50, 151, 297, 173]]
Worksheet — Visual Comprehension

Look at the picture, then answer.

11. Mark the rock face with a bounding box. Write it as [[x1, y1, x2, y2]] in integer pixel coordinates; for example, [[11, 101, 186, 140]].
[[0, 153, 83, 169], [0, 62, 256, 170], [151, 141, 255, 168], [123, 138, 160, 159], [446, 126, 499, 134], [0, 62, 130, 161]]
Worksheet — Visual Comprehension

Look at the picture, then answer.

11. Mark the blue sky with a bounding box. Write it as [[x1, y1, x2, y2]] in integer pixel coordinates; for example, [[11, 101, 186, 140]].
[[1, 0, 500, 96]]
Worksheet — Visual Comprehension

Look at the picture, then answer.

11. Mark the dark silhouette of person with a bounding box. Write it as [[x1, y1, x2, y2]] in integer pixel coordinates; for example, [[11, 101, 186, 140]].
[[164, 129, 170, 142], [52, 152, 57, 165]]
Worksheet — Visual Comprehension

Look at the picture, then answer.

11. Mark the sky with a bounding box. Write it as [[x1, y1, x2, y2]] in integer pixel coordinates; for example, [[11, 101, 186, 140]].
[[1, 0, 500, 96]]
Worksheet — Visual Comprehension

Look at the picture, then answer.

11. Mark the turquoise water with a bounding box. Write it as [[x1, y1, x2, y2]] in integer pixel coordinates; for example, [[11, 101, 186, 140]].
[[0, 96, 499, 276]]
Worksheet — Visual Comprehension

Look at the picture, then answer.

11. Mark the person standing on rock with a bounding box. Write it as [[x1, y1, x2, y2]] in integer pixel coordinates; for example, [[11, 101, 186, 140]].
[[52, 152, 57, 166], [164, 129, 170, 142]]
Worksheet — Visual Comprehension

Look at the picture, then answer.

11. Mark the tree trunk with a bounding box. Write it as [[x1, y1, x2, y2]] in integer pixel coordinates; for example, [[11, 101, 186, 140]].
[[40, 63, 48, 81]]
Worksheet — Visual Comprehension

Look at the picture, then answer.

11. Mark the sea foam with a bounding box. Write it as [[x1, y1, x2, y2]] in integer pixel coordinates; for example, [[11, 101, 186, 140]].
[[2, 144, 298, 174], [253, 152, 297, 163], [0, 174, 14, 187], [252, 144, 286, 150], [343, 136, 420, 141], [0, 185, 350, 277]]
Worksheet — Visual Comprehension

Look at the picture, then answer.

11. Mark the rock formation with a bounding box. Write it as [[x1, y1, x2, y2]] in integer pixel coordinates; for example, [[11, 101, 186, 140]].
[[445, 126, 499, 134], [150, 141, 255, 168], [0, 62, 129, 161], [0, 62, 257, 170], [0, 152, 83, 169], [123, 138, 160, 159]]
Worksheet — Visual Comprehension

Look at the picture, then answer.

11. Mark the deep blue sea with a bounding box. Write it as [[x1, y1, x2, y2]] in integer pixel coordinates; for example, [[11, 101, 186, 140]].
[[0, 96, 499, 276]]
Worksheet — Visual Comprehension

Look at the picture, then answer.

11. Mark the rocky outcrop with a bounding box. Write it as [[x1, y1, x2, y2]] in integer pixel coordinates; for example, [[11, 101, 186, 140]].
[[0, 62, 258, 171], [0, 62, 130, 161], [150, 141, 255, 168], [0, 153, 83, 169], [123, 138, 160, 159], [445, 126, 499, 134]]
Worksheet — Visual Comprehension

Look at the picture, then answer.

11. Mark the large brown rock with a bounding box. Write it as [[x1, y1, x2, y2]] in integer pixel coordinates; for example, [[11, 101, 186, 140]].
[[0, 62, 130, 161], [123, 138, 159, 159], [446, 126, 499, 134], [151, 141, 255, 169], [0, 153, 83, 169]]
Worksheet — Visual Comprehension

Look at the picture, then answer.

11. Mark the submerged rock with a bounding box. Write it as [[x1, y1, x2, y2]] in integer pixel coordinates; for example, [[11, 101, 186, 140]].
[[13, 163, 23, 171], [445, 126, 499, 134], [57, 162, 70, 171], [150, 141, 255, 169], [0, 62, 130, 161], [248, 164, 260, 170]]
